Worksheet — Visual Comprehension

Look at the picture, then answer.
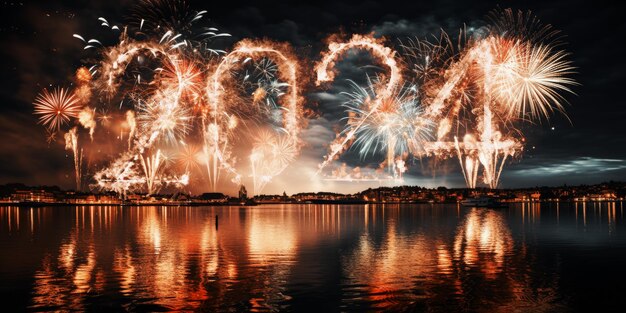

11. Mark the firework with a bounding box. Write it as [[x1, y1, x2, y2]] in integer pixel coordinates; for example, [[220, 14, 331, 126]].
[[314, 34, 412, 180], [136, 96, 193, 144], [342, 78, 434, 179], [176, 142, 202, 172], [250, 131, 297, 194], [33, 87, 81, 131], [64, 127, 82, 190], [34, 4, 575, 195], [491, 42, 576, 120], [412, 9, 575, 188], [140, 150, 164, 195], [204, 39, 303, 193], [77, 107, 96, 140]]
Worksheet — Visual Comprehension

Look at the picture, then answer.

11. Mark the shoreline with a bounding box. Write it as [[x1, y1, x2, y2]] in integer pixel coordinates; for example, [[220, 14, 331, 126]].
[[1, 199, 623, 207]]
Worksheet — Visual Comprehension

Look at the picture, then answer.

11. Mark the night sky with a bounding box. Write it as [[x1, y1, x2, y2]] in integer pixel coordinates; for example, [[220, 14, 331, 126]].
[[0, 0, 624, 194]]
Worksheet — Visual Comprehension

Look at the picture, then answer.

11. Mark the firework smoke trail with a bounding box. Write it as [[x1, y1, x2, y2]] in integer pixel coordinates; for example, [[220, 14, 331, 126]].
[[314, 34, 406, 179], [205, 39, 303, 194], [78, 107, 96, 140], [64, 127, 82, 190], [75, 67, 94, 142], [125, 111, 136, 150]]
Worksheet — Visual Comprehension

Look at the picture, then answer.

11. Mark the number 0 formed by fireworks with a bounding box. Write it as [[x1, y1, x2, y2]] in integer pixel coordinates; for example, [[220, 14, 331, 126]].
[[204, 39, 303, 193]]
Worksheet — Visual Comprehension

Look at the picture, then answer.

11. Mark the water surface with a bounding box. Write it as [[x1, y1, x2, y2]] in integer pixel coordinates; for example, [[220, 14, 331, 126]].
[[1, 202, 625, 311]]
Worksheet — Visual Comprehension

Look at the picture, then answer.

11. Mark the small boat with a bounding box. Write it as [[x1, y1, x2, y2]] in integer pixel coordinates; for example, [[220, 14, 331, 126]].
[[461, 197, 507, 208]]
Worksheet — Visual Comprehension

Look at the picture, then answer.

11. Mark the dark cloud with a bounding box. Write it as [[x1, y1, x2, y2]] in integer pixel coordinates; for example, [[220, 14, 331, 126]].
[[0, 112, 74, 186]]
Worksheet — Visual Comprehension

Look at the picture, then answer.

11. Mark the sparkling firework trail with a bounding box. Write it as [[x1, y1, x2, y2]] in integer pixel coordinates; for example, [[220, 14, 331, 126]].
[[75, 1, 226, 194], [250, 132, 297, 195], [64, 127, 82, 190], [140, 150, 164, 195]]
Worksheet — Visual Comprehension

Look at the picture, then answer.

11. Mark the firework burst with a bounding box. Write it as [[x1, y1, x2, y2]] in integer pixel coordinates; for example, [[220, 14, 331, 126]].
[[33, 87, 81, 131], [491, 42, 577, 121], [342, 78, 434, 174]]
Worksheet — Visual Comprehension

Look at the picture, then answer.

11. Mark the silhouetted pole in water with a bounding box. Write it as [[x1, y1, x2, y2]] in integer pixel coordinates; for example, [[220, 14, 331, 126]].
[[215, 215, 218, 230]]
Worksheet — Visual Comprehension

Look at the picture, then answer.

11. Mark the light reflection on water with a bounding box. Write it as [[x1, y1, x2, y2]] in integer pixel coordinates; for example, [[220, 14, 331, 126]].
[[0, 202, 625, 311]]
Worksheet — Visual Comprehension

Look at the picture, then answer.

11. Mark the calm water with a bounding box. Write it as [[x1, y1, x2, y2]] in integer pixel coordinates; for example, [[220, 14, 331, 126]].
[[1, 203, 625, 312]]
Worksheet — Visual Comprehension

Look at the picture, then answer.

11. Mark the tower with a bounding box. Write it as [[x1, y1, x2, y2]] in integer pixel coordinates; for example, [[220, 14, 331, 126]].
[[238, 185, 248, 200]]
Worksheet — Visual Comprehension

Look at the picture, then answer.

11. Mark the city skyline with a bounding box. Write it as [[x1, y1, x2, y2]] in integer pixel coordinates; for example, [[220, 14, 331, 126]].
[[1, 0, 624, 196]]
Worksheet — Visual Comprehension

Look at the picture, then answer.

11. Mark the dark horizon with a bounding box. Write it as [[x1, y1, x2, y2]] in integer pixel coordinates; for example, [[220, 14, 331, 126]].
[[1, 180, 624, 198]]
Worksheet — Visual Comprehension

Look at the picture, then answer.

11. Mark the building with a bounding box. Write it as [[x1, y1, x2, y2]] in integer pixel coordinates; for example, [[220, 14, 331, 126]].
[[10, 190, 56, 203], [198, 192, 229, 203]]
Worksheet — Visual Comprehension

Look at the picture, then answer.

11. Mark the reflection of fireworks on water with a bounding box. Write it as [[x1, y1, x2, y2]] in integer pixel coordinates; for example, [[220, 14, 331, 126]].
[[34, 88, 81, 131], [454, 209, 513, 276]]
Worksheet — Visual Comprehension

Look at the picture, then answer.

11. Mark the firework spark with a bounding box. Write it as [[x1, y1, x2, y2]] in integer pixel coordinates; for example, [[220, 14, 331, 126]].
[[176, 142, 202, 172], [491, 42, 576, 121], [250, 131, 297, 194], [34, 88, 81, 131]]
